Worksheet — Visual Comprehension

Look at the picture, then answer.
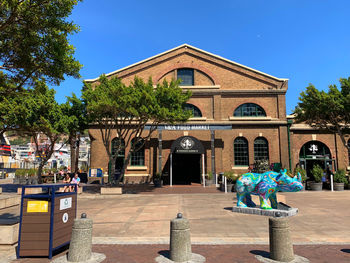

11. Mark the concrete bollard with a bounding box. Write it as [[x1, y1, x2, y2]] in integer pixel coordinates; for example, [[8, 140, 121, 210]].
[[170, 213, 191, 262], [269, 214, 294, 262], [68, 213, 93, 262]]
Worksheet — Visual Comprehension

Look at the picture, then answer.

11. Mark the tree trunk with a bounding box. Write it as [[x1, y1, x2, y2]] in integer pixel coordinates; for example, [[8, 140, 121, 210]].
[[37, 162, 44, 184], [74, 134, 80, 173], [69, 134, 77, 173], [109, 157, 116, 184], [116, 153, 131, 185]]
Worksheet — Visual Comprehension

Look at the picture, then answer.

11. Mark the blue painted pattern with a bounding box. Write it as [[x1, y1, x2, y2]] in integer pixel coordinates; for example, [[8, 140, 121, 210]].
[[235, 170, 303, 209]]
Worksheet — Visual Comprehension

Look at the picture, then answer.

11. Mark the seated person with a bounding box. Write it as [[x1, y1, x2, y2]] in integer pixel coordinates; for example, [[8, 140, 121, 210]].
[[70, 173, 80, 192], [62, 174, 71, 192]]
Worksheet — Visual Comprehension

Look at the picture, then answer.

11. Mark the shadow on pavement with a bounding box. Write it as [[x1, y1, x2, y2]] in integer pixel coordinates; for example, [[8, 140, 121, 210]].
[[341, 249, 350, 254], [158, 250, 170, 258], [250, 250, 270, 258]]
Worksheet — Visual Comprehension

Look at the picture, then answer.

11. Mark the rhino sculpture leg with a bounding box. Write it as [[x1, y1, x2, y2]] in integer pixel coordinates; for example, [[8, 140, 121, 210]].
[[269, 193, 278, 209], [245, 194, 256, 207], [236, 192, 247, 207], [259, 195, 272, 210]]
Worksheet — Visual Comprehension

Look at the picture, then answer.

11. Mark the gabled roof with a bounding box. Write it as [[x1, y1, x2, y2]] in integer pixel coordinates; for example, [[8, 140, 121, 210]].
[[85, 44, 288, 82]]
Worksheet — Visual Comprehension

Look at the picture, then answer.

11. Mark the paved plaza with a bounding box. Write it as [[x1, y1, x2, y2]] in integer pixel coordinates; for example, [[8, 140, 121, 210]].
[[1, 189, 350, 262]]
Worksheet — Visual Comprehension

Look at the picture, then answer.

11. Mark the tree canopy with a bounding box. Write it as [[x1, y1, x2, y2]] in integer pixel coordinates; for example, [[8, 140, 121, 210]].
[[83, 75, 192, 183], [17, 83, 70, 182], [294, 77, 350, 149], [0, 0, 82, 94]]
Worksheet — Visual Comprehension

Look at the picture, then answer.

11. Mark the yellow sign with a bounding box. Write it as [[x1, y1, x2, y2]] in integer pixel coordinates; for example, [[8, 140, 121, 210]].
[[27, 201, 48, 213]]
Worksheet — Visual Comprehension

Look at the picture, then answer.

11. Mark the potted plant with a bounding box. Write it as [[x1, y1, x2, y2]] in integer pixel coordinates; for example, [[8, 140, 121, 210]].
[[152, 172, 162, 188], [222, 171, 238, 192], [205, 171, 213, 186], [293, 167, 307, 190], [333, 169, 347, 191], [310, 164, 323, 191]]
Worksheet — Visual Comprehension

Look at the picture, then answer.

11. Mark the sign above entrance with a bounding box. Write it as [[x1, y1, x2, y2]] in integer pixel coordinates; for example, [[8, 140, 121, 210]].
[[171, 136, 204, 154]]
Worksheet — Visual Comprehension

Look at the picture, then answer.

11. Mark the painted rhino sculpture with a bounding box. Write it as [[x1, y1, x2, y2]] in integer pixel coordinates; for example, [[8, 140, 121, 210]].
[[235, 169, 303, 209]]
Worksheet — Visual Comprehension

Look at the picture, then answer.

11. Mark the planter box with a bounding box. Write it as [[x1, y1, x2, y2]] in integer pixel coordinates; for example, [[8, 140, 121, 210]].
[[0, 196, 20, 210], [334, 183, 344, 191], [17, 187, 43, 195], [100, 187, 122, 195], [0, 221, 19, 245], [310, 182, 323, 191], [58, 186, 82, 194]]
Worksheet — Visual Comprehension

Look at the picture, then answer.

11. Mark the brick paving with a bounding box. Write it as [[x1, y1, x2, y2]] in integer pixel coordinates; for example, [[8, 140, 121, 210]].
[[10, 244, 350, 263], [2, 188, 350, 262]]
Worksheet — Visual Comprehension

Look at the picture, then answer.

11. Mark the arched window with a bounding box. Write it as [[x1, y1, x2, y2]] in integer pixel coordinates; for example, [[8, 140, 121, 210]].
[[111, 138, 125, 157], [130, 138, 145, 166], [234, 103, 266, 117], [177, 68, 194, 86], [234, 137, 249, 166], [184, 103, 202, 117], [254, 137, 269, 161]]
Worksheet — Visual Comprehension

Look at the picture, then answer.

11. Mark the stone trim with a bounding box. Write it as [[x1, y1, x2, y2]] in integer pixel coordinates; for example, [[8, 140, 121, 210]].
[[126, 166, 147, 171]]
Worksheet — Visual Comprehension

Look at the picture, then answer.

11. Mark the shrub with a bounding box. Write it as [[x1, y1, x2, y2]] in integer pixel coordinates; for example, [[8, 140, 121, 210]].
[[252, 159, 270, 173], [311, 164, 323, 183], [207, 171, 213, 180], [223, 171, 239, 183], [293, 167, 307, 183], [334, 169, 348, 184]]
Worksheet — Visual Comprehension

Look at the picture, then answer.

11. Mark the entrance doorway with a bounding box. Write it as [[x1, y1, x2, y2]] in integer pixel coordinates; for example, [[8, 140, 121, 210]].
[[172, 153, 201, 185]]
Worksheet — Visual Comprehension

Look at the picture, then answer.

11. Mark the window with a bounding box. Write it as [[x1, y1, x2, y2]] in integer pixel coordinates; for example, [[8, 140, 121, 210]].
[[184, 103, 202, 117], [234, 137, 249, 166], [130, 138, 145, 166], [234, 103, 266, 117], [177, 68, 194, 86], [254, 137, 269, 161], [111, 138, 125, 157]]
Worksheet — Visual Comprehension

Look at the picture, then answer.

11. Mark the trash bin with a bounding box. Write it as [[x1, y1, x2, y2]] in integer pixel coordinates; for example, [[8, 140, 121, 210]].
[[17, 184, 77, 259]]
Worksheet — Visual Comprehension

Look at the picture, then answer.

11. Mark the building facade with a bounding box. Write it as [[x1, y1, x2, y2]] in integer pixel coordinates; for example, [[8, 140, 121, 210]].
[[86, 44, 350, 184]]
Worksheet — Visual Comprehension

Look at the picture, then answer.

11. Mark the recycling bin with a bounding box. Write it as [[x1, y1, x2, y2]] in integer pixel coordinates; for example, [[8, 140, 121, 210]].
[[17, 184, 77, 259]]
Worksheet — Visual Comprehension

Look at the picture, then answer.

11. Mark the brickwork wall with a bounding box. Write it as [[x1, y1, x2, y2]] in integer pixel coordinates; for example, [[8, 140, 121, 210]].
[[88, 45, 291, 183]]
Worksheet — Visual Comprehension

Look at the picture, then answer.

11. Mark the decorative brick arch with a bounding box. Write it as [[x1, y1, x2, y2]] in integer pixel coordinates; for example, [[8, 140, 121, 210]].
[[155, 63, 218, 85]]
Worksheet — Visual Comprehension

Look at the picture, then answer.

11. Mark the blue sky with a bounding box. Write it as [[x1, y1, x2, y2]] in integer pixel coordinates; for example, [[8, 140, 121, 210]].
[[56, 0, 350, 114]]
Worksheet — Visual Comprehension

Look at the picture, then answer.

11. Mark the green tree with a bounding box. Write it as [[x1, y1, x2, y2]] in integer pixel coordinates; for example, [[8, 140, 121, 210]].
[[0, 0, 82, 93], [18, 83, 69, 183], [294, 77, 350, 156], [61, 93, 88, 173], [83, 75, 191, 184]]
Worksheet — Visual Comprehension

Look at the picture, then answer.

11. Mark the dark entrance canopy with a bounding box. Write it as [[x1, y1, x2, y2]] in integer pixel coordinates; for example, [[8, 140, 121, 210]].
[[171, 136, 204, 154]]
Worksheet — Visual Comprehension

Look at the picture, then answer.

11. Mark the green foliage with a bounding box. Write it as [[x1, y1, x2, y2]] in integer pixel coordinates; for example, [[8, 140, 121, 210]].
[[293, 167, 307, 183], [83, 75, 191, 183], [252, 159, 270, 173], [0, 0, 82, 92], [9, 136, 30, 145], [223, 171, 239, 183], [294, 77, 350, 149], [334, 169, 348, 184], [206, 171, 213, 180], [15, 168, 37, 177], [311, 164, 323, 183]]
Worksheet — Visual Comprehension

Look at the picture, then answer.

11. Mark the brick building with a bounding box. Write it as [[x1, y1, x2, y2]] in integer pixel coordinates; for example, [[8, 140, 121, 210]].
[[86, 44, 350, 184]]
